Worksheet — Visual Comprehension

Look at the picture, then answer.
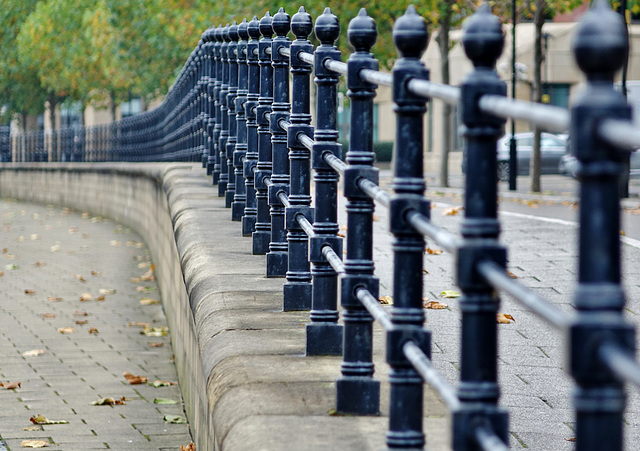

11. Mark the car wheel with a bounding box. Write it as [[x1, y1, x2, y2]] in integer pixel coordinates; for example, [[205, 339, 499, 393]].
[[497, 161, 510, 182]]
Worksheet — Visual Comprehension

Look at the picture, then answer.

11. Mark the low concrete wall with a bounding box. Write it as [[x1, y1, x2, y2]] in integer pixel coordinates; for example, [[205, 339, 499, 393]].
[[0, 163, 448, 450]]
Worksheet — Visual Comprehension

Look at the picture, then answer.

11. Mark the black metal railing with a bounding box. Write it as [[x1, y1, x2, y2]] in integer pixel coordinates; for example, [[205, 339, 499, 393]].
[[7, 1, 640, 450]]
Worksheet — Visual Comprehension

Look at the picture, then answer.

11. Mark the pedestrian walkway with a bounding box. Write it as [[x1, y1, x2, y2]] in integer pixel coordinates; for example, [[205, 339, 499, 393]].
[[0, 199, 193, 450]]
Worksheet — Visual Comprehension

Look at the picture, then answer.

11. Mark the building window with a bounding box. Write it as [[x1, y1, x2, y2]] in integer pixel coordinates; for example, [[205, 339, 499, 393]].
[[60, 102, 83, 128], [121, 97, 142, 118], [542, 83, 570, 108]]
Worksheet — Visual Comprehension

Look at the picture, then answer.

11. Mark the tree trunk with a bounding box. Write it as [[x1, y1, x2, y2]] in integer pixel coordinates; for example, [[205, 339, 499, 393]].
[[110, 91, 117, 122], [531, 0, 545, 193], [436, 1, 452, 188], [47, 93, 57, 131]]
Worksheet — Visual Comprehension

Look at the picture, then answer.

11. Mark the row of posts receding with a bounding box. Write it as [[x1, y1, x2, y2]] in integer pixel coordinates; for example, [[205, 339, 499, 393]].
[[5, 2, 640, 450]]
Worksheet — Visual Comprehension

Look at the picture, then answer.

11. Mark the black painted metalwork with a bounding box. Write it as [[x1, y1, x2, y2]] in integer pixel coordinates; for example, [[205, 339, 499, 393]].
[[225, 22, 239, 208], [282, 7, 314, 311], [211, 26, 223, 184], [265, 8, 291, 278], [306, 7, 343, 356], [231, 19, 249, 221], [218, 25, 231, 197], [336, 8, 380, 414]]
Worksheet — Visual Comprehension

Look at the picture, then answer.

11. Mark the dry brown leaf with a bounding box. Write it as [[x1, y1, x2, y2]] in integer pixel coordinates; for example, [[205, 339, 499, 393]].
[[91, 396, 126, 405], [68, 226, 78, 234], [75, 319, 88, 325], [0, 270, 3, 278], [423, 300, 448, 309], [34, 261, 46, 267], [50, 244, 60, 252], [29, 414, 68, 424], [123, 371, 148, 385], [47, 296, 63, 302], [24, 289, 36, 295], [128, 322, 150, 328], [41, 313, 56, 319], [22, 349, 45, 357], [22, 426, 41, 431], [422, 268, 429, 275], [99, 288, 116, 295], [148, 342, 164, 347], [88, 328, 99, 334], [140, 266, 155, 281], [95, 295, 105, 302], [130, 277, 142, 283], [73, 310, 88, 316], [507, 270, 518, 279], [0, 381, 21, 389], [57, 327, 75, 334], [110, 240, 122, 247], [140, 297, 159, 305], [91, 270, 100, 276], [80, 293, 92, 302], [149, 380, 177, 387], [20, 440, 49, 448], [73, 273, 86, 282], [565, 437, 576, 442], [426, 248, 443, 255], [337, 232, 346, 238], [82, 233, 90, 238], [442, 206, 462, 216], [379, 296, 393, 305], [181, 443, 196, 451], [620, 230, 626, 236], [372, 214, 380, 221], [497, 313, 515, 324]]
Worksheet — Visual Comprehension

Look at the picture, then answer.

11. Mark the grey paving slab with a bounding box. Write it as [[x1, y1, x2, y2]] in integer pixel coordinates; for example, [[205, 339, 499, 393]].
[[0, 199, 193, 450]]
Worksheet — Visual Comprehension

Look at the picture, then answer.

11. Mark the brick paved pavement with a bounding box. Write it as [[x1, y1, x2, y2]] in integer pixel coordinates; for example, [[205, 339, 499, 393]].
[[0, 199, 193, 450]]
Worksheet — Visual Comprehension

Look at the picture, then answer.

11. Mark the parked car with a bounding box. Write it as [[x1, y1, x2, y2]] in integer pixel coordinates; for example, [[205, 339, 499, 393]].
[[496, 132, 568, 181], [559, 148, 640, 177]]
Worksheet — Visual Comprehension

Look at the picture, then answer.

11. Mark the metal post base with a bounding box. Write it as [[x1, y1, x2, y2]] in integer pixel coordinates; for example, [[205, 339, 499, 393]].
[[266, 251, 287, 277], [217, 181, 227, 197], [283, 282, 312, 311], [231, 201, 245, 221], [242, 215, 256, 237], [306, 323, 343, 356], [225, 190, 234, 208], [336, 377, 380, 415], [252, 230, 270, 255]]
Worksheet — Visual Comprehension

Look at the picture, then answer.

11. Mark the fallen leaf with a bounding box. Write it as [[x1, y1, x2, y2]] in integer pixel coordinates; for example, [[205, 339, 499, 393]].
[[422, 269, 429, 275], [82, 233, 90, 238], [130, 277, 142, 283], [99, 288, 116, 295], [148, 342, 164, 347], [73, 310, 88, 316], [22, 426, 41, 431], [423, 300, 448, 309], [153, 398, 178, 404], [73, 274, 86, 282], [620, 230, 626, 236], [5, 253, 15, 259], [41, 313, 56, 319], [91, 270, 101, 276], [4, 263, 19, 270], [88, 328, 99, 334], [22, 349, 45, 357], [128, 322, 150, 328], [68, 226, 78, 234], [442, 206, 462, 216], [0, 381, 21, 389], [1, 248, 7, 253], [137, 262, 151, 269], [91, 396, 126, 406], [136, 286, 156, 292], [34, 261, 46, 267], [440, 290, 461, 298], [164, 414, 187, 424], [180, 443, 196, 451], [57, 327, 75, 334], [24, 289, 36, 295], [426, 248, 443, 255], [75, 319, 88, 325], [497, 313, 515, 324], [140, 298, 159, 305], [379, 296, 393, 305], [95, 295, 105, 302], [81, 212, 89, 218], [507, 270, 518, 279], [80, 293, 92, 302], [123, 371, 148, 385], [30, 414, 69, 424], [47, 296, 63, 302], [149, 380, 177, 387], [0, 270, 3, 277], [50, 244, 60, 252], [30, 234, 40, 240], [142, 326, 168, 337], [109, 240, 122, 247], [372, 214, 380, 221], [565, 437, 576, 442], [20, 440, 49, 448], [140, 266, 155, 281]]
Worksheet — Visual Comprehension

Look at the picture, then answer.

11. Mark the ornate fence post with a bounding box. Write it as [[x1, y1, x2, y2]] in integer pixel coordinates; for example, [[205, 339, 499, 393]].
[[569, 3, 635, 450], [336, 8, 380, 414], [225, 22, 239, 207], [283, 6, 314, 311], [453, 5, 509, 450], [218, 25, 231, 197], [253, 13, 274, 254], [232, 19, 250, 221], [266, 8, 291, 278], [203, 27, 217, 176], [211, 26, 223, 184], [386, 7, 431, 448], [241, 16, 261, 236], [306, 7, 343, 355]]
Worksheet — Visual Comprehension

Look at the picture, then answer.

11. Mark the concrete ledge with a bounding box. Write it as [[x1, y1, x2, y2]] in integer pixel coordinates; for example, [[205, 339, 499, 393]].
[[0, 162, 448, 450]]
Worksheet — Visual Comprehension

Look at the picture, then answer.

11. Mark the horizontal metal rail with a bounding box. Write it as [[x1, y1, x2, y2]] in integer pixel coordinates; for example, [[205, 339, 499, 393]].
[[322, 245, 345, 274], [406, 210, 460, 253], [296, 214, 316, 238], [355, 287, 393, 330], [299, 51, 314, 65], [298, 133, 314, 151], [474, 423, 510, 451], [407, 79, 461, 105], [598, 341, 640, 388], [264, 177, 273, 188], [360, 69, 392, 87], [598, 118, 640, 151], [280, 47, 290, 58], [478, 95, 570, 133], [323, 152, 348, 175], [403, 341, 461, 411], [478, 260, 569, 329], [277, 191, 291, 208], [324, 58, 348, 75], [279, 119, 290, 132], [357, 177, 390, 208]]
